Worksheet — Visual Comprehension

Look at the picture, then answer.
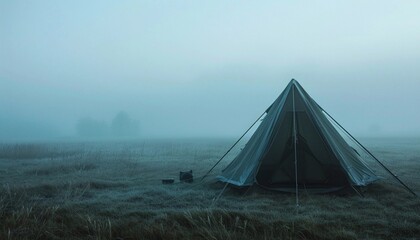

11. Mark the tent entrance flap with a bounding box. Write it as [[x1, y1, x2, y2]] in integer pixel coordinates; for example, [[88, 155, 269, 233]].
[[256, 111, 348, 190]]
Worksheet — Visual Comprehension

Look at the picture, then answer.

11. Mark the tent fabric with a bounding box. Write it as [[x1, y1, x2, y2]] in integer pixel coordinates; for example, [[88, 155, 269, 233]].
[[218, 79, 379, 191]]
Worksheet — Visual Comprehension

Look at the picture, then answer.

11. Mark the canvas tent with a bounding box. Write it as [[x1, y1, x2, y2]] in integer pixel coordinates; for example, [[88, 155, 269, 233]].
[[217, 79, 380, 193]]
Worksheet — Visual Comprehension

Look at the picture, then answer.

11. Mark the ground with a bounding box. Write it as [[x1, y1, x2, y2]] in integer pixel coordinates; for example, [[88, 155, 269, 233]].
[[0, 138, 419, 240]]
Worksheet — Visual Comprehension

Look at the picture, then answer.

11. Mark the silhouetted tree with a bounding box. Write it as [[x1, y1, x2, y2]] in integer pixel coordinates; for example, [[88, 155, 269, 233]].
[[111, 111, 139, 137]]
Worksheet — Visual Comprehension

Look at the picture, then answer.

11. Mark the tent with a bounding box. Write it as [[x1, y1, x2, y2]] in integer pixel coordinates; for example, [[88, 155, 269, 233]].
[[217, 79, 380, 193]]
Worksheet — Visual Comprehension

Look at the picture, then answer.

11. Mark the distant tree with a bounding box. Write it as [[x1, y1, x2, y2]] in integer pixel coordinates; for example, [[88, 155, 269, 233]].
[[111, 111, 139, 137], [76, 117, 109, 138]]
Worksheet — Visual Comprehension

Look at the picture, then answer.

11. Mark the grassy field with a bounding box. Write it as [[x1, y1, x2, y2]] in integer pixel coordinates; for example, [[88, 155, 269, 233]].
[[0, 138, 419, 240]]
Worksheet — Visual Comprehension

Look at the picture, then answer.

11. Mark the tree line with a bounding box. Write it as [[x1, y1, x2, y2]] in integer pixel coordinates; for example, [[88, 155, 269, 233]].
[[76, 111, 139, 138]]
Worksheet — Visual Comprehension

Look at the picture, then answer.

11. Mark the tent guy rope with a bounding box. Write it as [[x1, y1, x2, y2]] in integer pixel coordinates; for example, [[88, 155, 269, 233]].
[[318, 104, 417, 197]]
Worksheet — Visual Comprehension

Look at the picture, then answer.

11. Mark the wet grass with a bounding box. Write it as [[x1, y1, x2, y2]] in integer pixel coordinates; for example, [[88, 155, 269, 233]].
[[0, 138, 419, 239]]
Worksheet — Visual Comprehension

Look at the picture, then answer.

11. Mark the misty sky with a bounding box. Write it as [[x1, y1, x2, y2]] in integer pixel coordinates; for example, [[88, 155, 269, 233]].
[[1, 1, 420, 140]]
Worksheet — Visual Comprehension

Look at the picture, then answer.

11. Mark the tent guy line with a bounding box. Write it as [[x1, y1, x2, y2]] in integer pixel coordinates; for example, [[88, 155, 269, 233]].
[[201, 109, 269, 182], [318, 105, 417, 197]]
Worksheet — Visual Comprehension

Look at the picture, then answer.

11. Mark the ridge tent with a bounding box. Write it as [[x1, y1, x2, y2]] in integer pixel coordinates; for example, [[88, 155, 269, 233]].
[[217, 79, 379, 193]]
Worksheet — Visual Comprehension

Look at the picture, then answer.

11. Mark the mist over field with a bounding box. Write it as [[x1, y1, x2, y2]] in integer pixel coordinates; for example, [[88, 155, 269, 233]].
[[1, 2, 420, 239], [1, 1, 420, 141]]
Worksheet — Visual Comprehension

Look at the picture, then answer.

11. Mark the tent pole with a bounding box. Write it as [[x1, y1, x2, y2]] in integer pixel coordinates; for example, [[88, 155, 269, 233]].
[[292, 86, 299, 207], [318, 104, 417, 197], [201, 108, 269, 182]]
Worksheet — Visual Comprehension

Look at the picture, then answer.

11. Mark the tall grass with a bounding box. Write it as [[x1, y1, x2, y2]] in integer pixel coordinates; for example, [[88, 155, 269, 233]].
[[0, 138, 419, 239], [0, 143, 77, 160]]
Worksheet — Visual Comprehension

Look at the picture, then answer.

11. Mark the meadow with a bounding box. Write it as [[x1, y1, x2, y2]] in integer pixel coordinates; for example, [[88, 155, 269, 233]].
[[0, 138, 419, 240]]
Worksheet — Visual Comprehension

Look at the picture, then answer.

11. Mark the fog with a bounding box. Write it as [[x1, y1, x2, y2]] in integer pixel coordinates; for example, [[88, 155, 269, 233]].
[[1, 1, 420, 141]]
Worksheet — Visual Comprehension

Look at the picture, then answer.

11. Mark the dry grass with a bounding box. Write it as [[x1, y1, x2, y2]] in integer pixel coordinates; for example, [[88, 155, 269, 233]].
[[0, 138, 419, 240]]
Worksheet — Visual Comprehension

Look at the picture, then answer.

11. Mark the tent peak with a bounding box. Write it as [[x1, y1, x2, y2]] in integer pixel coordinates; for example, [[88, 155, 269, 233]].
[[287, 78, 302, 91], [289, 78, 299, 85]]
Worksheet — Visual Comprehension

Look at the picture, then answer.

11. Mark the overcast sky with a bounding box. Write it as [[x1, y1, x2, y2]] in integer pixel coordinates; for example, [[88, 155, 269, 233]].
[[1, 1, 420, 140]]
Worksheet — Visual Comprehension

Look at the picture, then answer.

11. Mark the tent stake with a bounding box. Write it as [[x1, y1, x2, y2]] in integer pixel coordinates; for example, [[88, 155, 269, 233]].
[[319, 105, 417, 197], [201, 108, 269, 182]]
